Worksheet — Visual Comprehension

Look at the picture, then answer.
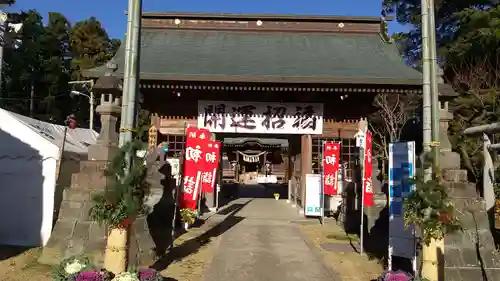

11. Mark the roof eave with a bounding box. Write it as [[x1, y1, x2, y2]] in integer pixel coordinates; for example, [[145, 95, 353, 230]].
[[83, 69, 421, 87]]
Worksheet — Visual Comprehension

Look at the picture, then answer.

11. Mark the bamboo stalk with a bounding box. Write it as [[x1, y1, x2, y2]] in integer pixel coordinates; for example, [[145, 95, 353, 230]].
[[103, 227, 128, 274]]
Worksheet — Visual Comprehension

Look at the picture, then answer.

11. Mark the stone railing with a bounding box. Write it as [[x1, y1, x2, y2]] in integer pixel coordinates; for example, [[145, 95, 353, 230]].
[[463, 122, 500, 229]]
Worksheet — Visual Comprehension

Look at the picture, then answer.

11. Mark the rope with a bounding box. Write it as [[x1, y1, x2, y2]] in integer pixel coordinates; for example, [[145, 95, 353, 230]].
[[119, 127, 136, 133], [423, 141, 441, 147], [237, 150, 267, 163]]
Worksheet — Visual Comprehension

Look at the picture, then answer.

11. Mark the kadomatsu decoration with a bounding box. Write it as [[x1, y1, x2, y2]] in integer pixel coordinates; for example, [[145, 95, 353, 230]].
[[89, 135, 150, 228], [403, 154, 462, 245]]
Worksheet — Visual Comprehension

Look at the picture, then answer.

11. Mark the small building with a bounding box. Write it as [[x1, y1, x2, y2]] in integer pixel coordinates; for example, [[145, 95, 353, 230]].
[[85, 12, 422, 207], [0, 108, 97, 246]]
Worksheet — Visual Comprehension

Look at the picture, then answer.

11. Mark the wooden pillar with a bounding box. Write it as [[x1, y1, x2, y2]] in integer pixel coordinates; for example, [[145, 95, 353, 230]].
[[300, 134, 312, 208], [261, 151, 268, 174], [287, 143, 293, 181], [235, 152, 240, 183]]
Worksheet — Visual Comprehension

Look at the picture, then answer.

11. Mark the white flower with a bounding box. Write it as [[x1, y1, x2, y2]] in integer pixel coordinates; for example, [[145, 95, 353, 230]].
[[112, 272, 140, 281], [64, 259, 85, 274]]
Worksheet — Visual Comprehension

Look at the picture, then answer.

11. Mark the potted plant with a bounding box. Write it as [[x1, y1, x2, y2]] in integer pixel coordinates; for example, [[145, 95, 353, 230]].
[[273, 193, 280, 200], [89, 134, 150, 274], [180, 208, 197, 230]]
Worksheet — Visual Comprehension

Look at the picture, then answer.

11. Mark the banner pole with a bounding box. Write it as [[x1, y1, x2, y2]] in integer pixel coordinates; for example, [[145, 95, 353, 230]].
[[320, 140, 325, 225], [169, 122, 187, 251], [360, 132, 366, 255]]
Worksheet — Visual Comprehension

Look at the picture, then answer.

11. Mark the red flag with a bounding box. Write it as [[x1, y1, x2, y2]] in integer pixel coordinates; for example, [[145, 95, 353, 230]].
[[180, 127, 210, 210], [201, 140, 221, 193], [363, 130, 374, 206], [323, 142, 341, 195]]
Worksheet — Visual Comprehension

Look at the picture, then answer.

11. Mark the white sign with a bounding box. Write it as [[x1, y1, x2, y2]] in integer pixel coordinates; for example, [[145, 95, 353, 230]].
[[305, 174, 322, 217], [167, 158, 181, 186], [198, 100, 323, 134], [355, 129, 365, 147], [257, 175, 278, 184], [388, 142, 417, 271]]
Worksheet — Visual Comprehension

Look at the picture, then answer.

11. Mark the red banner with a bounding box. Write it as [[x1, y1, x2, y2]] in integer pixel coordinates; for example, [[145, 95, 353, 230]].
[[323, 141, 341, 195], [180, 127, 211, 210], [201, 140, 221, 193], [363, 130, 374, 206]]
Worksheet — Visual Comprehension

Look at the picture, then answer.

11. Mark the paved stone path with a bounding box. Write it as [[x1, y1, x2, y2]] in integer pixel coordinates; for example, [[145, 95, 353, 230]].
[[202, 189, 337, 281]]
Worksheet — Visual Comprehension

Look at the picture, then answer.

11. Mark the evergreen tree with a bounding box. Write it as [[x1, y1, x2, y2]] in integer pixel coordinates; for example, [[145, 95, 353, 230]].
[[381, 1, 500, 183], [1, 10, 121, 127]]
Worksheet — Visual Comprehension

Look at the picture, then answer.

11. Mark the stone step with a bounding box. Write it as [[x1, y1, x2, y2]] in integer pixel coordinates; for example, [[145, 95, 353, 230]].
[[442, 181, 477, 198], [70, 171, 110, 190], [443, 169, 468, 182]]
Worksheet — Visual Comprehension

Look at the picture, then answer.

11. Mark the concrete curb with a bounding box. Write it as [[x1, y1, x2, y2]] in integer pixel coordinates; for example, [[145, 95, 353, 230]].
[[296, 226, 344, 281]]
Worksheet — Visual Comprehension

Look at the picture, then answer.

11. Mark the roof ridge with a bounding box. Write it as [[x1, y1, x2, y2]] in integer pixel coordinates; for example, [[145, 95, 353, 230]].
[[141, 12, 386, 23]]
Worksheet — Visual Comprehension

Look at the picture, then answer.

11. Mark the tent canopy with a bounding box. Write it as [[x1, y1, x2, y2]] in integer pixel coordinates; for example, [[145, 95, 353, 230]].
[[0, 108, 98, 158]]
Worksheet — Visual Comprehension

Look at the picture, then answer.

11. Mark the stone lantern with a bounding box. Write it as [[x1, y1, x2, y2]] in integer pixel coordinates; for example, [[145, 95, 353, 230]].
[[436, 66, 460, 170], [87, 62, 122, 161]]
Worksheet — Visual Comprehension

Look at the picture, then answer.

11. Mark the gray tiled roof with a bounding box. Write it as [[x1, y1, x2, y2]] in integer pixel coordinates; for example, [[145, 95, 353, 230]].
[[85, 29, 422, 85]]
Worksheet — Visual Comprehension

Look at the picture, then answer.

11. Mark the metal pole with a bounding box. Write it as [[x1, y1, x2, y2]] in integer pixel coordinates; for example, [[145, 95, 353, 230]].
[[89, 91, 94, 131], [421, 2, 442, 280], [119, 0, 142, 147], [0, 11, 6, 98], [429, 0, 440, 170], [421, 0, 432, 182], [360, 139, 365, 255], [0, 26, 4, 97]]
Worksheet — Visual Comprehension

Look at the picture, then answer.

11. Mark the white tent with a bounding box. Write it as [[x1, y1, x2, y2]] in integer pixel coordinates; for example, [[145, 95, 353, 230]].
[[0, 108, 98, 246]]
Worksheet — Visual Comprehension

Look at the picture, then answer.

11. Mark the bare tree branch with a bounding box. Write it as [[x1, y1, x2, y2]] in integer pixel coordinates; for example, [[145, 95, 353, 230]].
[[369, 92, 420, 164]]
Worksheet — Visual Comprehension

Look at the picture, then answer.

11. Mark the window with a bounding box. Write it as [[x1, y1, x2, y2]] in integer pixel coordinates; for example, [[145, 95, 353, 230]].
[[312, 137, 358, 181], [157, 134, 185, 158]]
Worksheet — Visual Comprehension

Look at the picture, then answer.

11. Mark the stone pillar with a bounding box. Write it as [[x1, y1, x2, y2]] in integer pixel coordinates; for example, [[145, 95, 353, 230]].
[[438, 101, 500, 280], [87, 94, 121, 161], [300, 134, 312, 208], [438, 102, 460, 170]]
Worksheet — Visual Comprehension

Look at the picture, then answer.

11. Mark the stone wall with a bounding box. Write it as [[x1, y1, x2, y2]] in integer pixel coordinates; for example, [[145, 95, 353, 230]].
[[443, 170, 500, 280]]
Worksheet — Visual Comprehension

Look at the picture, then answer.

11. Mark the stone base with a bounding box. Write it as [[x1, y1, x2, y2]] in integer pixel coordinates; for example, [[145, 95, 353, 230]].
[[39, 161, 160, 268], [128, 217, 157, 268], [445, 267, 500, 280], [444, 178, 500, 281], [39, 161, 110, 266], [440, 151, 461, 170], [87, 144, 120, 162]]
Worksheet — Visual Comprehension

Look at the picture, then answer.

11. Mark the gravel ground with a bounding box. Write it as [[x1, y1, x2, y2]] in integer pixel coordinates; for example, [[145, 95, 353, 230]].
[[0, 224, 219, 281], [0, 246, 53, 281]]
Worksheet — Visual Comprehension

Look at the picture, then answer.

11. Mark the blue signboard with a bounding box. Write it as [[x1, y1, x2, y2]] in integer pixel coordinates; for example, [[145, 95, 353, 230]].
[[388, 142, 416, 265]]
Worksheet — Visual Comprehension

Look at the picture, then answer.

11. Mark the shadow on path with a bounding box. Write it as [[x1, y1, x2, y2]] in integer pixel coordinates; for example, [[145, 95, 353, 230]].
[[0, 245, 34, 261], [151, 199, 252, 271], [218, 183, 288, 209]]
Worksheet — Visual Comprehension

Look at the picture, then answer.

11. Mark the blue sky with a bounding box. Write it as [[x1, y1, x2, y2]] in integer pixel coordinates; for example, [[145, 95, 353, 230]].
[[8, 0, 410, 39]]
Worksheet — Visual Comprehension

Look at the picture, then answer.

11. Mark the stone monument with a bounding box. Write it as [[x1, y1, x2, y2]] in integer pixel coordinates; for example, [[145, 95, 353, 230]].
[[39, 63, 126, 266]]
